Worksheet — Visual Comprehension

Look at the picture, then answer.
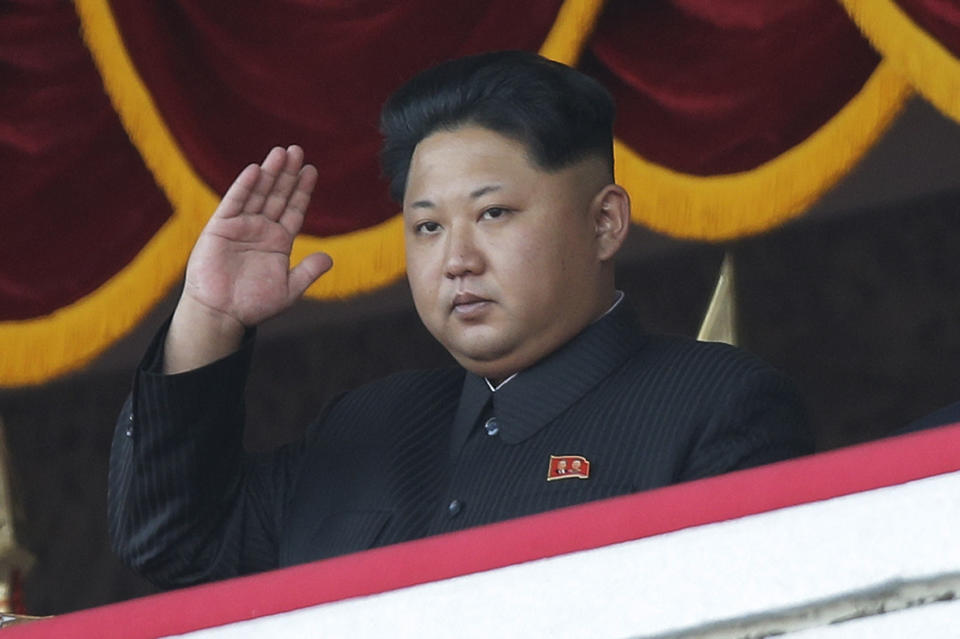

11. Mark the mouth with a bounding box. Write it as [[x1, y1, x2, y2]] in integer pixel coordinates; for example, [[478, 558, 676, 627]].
[[451, 292, 492, 317]]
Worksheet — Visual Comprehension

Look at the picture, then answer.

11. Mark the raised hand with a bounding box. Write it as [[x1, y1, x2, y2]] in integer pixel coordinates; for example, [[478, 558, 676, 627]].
[[165, 146, 332, 373]]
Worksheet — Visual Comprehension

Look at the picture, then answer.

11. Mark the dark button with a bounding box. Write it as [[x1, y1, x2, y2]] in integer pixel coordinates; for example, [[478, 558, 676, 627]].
[[447, 499, 463, 517], [125, 426, 134, 438], [128, 412, 134, 422], [484, 417, 499, 436]]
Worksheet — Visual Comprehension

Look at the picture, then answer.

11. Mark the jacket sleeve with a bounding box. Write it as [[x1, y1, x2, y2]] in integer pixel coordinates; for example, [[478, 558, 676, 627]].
[[107, 324, 303, 589], [676, 353, 814, 483]]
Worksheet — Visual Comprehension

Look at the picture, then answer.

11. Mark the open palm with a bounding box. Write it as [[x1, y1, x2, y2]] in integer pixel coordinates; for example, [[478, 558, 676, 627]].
[[183, 146, 332, 328]]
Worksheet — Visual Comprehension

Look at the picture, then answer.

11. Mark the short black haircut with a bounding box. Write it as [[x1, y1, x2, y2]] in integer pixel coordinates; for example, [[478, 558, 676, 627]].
[[379, 50, 615, 203]]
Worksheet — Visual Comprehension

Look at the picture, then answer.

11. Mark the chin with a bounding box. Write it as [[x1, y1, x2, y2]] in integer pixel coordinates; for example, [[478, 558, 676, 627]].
[[451, 342, 543, 381], [457, 359, 516, 381], [447, 341, 513, 374]]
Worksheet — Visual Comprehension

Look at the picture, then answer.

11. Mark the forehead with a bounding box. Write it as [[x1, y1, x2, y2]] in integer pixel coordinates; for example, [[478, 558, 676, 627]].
[[403, 126, 542, 201]]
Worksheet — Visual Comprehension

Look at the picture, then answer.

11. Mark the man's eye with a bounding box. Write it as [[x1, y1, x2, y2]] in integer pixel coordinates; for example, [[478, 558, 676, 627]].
[[481, 207, 509, 220], [415, 221, 441, 234]]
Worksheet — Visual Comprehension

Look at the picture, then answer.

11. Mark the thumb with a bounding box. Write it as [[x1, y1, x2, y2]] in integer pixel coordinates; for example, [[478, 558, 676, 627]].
[[287, 252, 334, 302]]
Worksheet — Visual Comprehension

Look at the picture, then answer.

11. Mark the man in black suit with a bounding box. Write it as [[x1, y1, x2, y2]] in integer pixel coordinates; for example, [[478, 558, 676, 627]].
[[109, 51, 811, 588]]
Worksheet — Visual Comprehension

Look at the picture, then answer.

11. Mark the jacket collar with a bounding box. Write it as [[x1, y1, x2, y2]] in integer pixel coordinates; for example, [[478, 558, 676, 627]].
[[449, 299, 644, 457]]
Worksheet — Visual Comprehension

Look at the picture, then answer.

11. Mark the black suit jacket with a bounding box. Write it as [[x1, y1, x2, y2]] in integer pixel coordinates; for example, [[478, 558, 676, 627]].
[[109, 301, 811, 588]]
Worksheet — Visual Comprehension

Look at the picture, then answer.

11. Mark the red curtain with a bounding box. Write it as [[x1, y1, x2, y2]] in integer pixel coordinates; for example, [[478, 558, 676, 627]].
[[2, 0, 960, 384], [585, 0, 879, 174], [107, 1, 563, 236], [0, 0, 169, 319]]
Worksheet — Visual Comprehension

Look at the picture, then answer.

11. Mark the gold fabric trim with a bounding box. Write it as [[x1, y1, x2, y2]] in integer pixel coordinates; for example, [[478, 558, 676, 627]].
[[840, 0, 960, 122], [616, 60, 911, 240]]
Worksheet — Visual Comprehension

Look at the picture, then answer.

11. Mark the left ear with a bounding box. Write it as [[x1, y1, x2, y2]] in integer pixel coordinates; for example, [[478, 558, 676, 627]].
[[589, 184, 631, 261]]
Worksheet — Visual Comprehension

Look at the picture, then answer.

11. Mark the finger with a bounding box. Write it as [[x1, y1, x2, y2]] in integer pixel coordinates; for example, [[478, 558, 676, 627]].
[[214, 164, 261, 220], [261, 145, 306, 222], [278, 164, 319, 237], [241, 147, 287, 216], [287, 252, 333, 302]]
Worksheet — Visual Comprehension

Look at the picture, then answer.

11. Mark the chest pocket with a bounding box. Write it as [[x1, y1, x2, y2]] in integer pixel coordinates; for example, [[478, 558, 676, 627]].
[[285, 510, 392, 565], [281, 440, 394, 565]]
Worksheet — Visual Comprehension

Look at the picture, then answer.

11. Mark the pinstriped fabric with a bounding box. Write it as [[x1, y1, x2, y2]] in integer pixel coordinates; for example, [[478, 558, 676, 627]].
[[493, 304, 642, 445], [427, 305, 810, 535], [449, 373, 491, 460], [108, 326, 259, 586], [109, 300, 811, 589], [282, 368, 462, 563]]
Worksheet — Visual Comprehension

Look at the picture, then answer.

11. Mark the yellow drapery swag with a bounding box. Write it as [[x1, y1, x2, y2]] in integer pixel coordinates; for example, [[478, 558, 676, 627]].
[[839, 0, 960, 123], [618, 60, 910, 240]]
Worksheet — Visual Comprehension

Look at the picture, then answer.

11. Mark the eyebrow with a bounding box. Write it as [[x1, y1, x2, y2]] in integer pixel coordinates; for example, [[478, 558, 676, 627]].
[[409, 184, 502, 210], [469, 184, 502, 199]]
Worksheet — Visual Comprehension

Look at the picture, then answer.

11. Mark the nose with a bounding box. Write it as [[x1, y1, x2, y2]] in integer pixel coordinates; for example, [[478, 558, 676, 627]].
[[443, 224, 484, 278]]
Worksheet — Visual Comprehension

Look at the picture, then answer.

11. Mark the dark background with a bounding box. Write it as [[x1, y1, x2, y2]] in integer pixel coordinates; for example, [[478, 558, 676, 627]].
[[1, 99, 958, 615]]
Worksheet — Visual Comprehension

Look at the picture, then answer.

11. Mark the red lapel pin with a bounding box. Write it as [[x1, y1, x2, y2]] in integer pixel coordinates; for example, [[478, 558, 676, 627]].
[[547, 455, 590, 481]]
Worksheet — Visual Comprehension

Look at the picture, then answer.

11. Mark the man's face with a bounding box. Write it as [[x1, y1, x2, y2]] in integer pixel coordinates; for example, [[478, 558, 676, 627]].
[[403, 125, 616, 380]]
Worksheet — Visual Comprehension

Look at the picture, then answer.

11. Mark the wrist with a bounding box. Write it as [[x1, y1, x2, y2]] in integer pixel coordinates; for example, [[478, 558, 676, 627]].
[[164, 296, 247, 374]]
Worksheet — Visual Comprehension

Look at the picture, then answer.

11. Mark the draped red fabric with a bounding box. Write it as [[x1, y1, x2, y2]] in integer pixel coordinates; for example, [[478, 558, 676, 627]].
[[0, 0, 170, 320], [107, 1, 564, 237], [584, 0, 880, 175], [897, 0, 960, 56], [2, 1, 957, 324]]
